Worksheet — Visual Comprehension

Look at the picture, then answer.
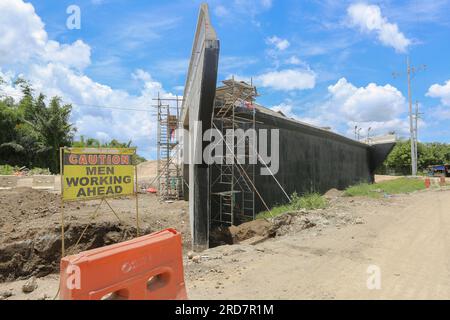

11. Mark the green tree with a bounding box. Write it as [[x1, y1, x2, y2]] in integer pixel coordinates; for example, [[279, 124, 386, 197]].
[[26, 96, 75, 173], [0, 80, 75, 173], [383, 140, 450, 174], [104, 139, 132, 148], [72, 136, 101, 148], [0, 98, 23, 165]]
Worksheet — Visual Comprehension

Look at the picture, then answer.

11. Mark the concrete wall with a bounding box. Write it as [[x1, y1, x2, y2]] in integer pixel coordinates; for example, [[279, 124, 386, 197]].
[[254, 112, 373, 212], [0, 175, 18, 189], [32, 175, 56, 189], [181, 4, 219, 251], [369, 142, 396, 173], [0, 175, 58, 189], [181, 4, 395, 250]]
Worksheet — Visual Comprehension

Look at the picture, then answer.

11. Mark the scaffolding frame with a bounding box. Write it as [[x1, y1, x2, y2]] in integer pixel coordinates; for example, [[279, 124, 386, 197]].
[[153, 94, 184, 200], [209, 79, 258, 226]]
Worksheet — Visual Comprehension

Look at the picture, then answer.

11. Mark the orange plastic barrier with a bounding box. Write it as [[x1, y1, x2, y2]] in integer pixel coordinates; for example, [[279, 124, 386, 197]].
[[59, 228, 187, 300], [147, 187, 157, 194], [425, 178, 431, 188]]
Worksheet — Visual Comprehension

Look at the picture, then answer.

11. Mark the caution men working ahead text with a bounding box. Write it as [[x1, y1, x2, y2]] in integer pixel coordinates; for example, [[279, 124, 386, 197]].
[[62, 148, 135, 201]]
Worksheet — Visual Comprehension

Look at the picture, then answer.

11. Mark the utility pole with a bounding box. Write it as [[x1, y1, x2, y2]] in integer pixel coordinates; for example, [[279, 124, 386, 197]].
[[414, 101, 423, 173], [393, 57, 425, 176], [415, 101, 418, 172], [406, 57, 417, 176]]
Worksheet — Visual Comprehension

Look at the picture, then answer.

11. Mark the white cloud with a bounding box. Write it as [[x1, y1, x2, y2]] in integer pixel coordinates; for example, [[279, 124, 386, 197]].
[[266, 36, 290, 51], [20, 62, 170, 158], [224, 74, 252, 84], [270, 103, 297, 118], [256, 69, 316, 91], [429, 106, 450, 121], [213, 0, 273, 25], [286, 56, 303, 65], [329, 78, 405, 122], [278, 78, 409, 138], [214, 5, 229, 17], [132, 69, 152, 82], [43, 40, 91, 71], [347, 3, 411, 53], [0, 0, 47, 65], [0, 69, 23, 102], [0, 0, 91, 69], [0, 0, 176, 159], [427, 80, 450, 106], [154, 58, 189, 77]]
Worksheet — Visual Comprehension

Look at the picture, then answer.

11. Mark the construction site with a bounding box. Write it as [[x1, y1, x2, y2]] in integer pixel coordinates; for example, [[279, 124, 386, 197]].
[[0, 3, 450, 302]]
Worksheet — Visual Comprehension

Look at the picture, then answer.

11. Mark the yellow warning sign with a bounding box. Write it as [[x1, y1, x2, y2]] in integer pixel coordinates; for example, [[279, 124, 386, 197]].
[[61, 148, 136, 201]]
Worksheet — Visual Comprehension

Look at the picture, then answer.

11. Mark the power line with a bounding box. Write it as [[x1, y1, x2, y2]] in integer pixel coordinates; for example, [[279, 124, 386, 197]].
[[0, 89, 152, 112]]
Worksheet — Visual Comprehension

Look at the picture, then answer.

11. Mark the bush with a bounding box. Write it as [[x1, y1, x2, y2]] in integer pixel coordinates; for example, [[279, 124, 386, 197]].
[[29, 167, 51, 175], [0, 164, 15, 175], [0, 165, 51, 176], [257, 192, 328, 219], [291, 192, 328, 210], [344, 178, 426, 198]]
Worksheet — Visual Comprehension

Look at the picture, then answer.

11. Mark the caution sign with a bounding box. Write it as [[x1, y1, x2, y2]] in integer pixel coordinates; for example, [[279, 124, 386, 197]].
[[61, 148, 136, 201]]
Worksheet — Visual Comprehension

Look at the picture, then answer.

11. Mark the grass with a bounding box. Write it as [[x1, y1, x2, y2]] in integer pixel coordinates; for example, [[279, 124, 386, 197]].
[[291, 192, 328, 210], [29, 167, 51, 175], [0, 165, 15, 175], [257, 178, 428, 219], [257, 192, 328, 219], [0, 165, 51, 176], [344, 177, 426, 198]]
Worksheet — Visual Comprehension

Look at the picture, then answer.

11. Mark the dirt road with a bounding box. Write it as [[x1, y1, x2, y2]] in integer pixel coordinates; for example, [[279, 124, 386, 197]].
[[1, 189, 449, 300], [186, 189, 450, 299]]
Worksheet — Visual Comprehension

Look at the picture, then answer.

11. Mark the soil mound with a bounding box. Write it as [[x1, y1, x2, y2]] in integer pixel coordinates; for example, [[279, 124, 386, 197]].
[[0, 222, 148, 282], [0, 187, 189, 282]]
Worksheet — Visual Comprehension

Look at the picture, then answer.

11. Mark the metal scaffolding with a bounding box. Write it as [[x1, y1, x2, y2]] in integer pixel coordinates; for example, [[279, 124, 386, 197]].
[[154, 94, 184, 200], [209, 79, 257, 226]]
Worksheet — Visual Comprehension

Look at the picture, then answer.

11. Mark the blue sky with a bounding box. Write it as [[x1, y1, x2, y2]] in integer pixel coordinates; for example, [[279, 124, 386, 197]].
[[1, 0, 449, 159]]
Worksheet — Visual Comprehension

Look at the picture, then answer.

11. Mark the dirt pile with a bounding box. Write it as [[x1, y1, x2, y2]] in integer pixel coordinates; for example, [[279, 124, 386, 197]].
[[0, 188, 62, 234], [219, 193, 372, 244], [137, 160, 158, 188], [0, 220, 151, 282], [0, 187, 189, 282], [229, 219, 275, 243], [324, 188, 344, 199], [225, 212, 316, 244]]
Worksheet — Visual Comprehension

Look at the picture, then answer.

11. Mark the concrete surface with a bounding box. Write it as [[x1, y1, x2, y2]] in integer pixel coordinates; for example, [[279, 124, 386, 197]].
[[0, 175, 18, 189], [32, 175, 55, 190]]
